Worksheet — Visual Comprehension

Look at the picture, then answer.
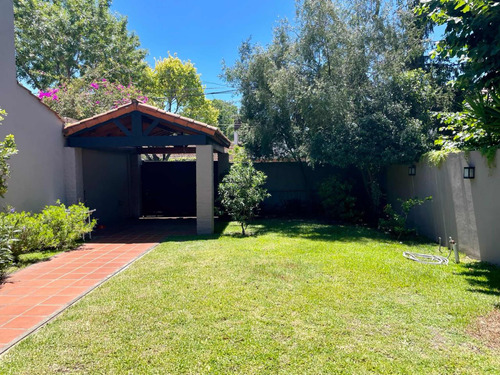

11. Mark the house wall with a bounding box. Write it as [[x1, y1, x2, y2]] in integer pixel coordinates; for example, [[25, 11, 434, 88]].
[[81, 149, 137, 224], [0, 0, 69, 212], [385, 150, 500, 264]]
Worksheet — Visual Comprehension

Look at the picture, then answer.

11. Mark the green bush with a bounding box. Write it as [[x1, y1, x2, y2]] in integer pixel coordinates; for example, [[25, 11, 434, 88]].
[[378, 196, 432, 240], [1, 211, 53, 262], [318, 176, 362, 223], [0, 215, 16, 274], [0, 202, 96, 263]]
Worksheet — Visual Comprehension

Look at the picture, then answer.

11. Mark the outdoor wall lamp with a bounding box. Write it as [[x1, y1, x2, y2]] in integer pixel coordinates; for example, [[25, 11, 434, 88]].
[[464, 166, 475, 179], [408, 165, 416, 176]]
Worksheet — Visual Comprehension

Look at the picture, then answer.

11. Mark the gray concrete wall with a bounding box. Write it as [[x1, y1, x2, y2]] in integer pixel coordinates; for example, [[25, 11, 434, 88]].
[[254, 162, 344, 213], [0, 0, 68, 212], [386, 150, 500, 264], [82, 149, 134, 224]]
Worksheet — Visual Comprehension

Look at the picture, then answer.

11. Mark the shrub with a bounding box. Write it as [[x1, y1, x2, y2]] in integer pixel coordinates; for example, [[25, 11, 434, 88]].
[[0, 202, 96, 263], [40, 202, 93, 249], [0, 211, 53, 262], [219, 147, 270, 235], [378, 196, 432, 240], [318, 176, 362, 223], [0, 215, 16, 274]]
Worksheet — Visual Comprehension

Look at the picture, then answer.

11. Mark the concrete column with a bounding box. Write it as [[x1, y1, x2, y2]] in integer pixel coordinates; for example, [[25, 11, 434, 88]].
[[196, 145, 214, 234], [63, 147, 84, 205], [218, 152, 230, 181]]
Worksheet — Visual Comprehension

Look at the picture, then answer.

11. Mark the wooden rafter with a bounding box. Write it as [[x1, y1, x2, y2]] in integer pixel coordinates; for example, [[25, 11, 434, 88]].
[[63, 99, 231, 148]]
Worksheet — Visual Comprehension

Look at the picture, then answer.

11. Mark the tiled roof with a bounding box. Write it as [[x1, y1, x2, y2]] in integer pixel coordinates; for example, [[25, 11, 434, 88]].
[[63, 100, 231, 147]]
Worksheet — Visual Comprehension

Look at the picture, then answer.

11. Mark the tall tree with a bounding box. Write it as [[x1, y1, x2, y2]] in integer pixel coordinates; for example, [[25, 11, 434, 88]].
[[145, 54, 219, 124], [14, 0, 147, 90], [225, 0, 443, 214]]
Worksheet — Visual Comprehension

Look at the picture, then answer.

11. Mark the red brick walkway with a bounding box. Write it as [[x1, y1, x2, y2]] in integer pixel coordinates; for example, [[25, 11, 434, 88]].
[[0, 219, 195, 355]]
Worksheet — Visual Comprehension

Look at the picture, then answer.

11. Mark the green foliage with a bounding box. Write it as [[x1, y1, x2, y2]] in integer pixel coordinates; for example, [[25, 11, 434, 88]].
[[218, 147, 270, 235], [211, 99, 239, 137], [0, 202, 96, 263], [416, 0, 500, 92], [224, 0, 445, 213], [0, 108, 18, 198], [416, 0, 500, 149], [14, 0, 147, 90], [0, 215, 16, 275], [145, 54, 219, 124], [39, 72, 148, 120], [318, 175, 362, 222], [1, 211, 52, 262], [379, 196, 432, 239], [422, 149, 458, 167], [41, 201, 96, 249], [433, 108, 499, 163]]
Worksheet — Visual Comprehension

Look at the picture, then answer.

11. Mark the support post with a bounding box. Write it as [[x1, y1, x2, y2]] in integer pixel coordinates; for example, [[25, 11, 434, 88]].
[[196, 145, 214, 234]]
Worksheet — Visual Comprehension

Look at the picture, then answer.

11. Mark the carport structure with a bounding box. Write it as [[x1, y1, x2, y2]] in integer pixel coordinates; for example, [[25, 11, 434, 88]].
[[63, 99, 231, 235]]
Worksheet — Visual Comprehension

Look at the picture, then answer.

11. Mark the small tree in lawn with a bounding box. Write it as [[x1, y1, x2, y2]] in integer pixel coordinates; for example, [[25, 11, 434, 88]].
[[219, 147, 270, 235]]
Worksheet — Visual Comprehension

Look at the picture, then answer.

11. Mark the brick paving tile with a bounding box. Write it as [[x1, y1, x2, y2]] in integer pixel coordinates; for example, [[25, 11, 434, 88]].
[[0, 329, 25, 344], [25, 305, 60, 316], [3, 316, 43, 329]]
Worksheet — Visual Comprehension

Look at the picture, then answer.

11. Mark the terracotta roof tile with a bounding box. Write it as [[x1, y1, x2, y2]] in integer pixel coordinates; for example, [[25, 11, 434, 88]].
[[63, 100, 230, 147]]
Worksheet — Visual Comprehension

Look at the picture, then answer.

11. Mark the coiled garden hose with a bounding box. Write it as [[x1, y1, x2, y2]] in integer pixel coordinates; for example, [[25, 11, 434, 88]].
[[402, 251, 451, 265], [402, 236, 453, 265]]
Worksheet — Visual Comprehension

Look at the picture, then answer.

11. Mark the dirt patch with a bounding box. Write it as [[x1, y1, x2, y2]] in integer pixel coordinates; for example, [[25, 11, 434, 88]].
[[468, 309, 500, 350]]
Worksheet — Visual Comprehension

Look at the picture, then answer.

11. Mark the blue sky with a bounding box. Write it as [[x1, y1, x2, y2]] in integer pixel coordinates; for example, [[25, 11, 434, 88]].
[[112, 0, 297, 104]]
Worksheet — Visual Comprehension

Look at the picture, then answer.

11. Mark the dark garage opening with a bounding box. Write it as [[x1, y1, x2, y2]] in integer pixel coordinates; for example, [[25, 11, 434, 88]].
[[141, 161, 219, 217]]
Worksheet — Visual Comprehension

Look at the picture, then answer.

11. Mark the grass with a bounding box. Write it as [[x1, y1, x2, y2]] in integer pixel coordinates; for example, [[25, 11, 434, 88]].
[[1, 219, 499, 374]]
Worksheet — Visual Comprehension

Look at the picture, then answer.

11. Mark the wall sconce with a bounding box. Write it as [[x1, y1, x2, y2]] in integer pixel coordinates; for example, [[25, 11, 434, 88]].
[[408, 165, 416, 176], [464, 166, 475, 179]]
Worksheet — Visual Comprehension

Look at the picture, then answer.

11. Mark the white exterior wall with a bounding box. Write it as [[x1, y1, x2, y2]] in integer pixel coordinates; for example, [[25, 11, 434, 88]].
[[0, 0, 68, 212], [386, 150, 500, 264]]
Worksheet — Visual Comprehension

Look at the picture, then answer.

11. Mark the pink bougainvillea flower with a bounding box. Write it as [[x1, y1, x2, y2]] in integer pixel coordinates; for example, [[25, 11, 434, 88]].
[[102, 78, 107, 82], [90, 82, 99, 89], [52, 95, 59, 101], [96, 100, 101, 104]]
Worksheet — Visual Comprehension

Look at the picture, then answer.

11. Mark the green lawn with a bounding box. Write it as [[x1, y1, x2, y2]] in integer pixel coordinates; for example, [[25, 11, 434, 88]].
[[1, 220, 499, 374]]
